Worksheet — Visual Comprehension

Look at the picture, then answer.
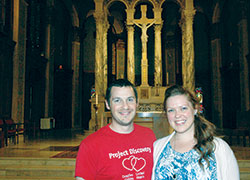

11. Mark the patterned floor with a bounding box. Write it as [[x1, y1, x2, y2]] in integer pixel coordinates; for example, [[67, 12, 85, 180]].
[[0, 129, 90, 158], [0, 129, 249, 160]]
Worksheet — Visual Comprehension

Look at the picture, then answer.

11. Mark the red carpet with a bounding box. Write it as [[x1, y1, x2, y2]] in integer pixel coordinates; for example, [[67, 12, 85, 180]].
[[51, 146, 79, 158]]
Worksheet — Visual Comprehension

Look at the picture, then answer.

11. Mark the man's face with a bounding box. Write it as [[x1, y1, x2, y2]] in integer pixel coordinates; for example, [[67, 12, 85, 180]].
[[105, 86, 138, 127]]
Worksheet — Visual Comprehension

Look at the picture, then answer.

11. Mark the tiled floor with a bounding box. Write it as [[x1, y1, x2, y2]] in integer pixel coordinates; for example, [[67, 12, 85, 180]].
[[0, 129, 91, 158], [0, 129, 249, 161], [0, 129, 249, 180]]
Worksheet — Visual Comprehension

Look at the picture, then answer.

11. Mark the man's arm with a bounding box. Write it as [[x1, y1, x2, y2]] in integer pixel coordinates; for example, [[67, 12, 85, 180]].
[[76, 177, 85, 180], [75, 140, 97, 179]]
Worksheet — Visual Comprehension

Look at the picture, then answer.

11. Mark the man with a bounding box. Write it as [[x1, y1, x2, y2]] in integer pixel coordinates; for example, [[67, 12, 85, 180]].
[[75, 79, 156, 180]]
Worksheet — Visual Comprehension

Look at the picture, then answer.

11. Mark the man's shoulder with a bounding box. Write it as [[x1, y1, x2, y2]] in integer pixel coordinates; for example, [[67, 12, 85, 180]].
[[81, 125, 109, 143], [134, 123, 154, 132], [134, 124, 156, 139]]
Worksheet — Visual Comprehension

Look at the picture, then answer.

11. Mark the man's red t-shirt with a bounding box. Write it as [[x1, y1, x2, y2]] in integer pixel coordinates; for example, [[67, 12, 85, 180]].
[[75, 124, 156, 180]]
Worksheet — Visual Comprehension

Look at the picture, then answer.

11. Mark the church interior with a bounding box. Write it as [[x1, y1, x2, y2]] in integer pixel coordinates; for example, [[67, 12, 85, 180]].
[[0, 0, 250, 179]]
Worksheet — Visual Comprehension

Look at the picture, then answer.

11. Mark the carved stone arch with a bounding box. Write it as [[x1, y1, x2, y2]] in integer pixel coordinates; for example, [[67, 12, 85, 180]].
[[160, 1, 182, 86], [212, 2, 221, 24], [105, 0, 129, 9], [72, 5, 79, 27], [86, 10, 95, 19], [131, 0, 156, 9], [84, 11, 95, 39], [60, 0, 73, 16], [194, 3, 211, 25], [160, 0, 181, 13], [60, 0, 79, 27], [160, 0, 181, 8], [195, 6, 204, 14], [102, 5, 109, 19]]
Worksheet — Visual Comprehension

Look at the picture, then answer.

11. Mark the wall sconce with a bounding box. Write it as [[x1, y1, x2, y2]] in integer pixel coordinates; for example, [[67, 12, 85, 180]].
[[58, 65, 63, 70]]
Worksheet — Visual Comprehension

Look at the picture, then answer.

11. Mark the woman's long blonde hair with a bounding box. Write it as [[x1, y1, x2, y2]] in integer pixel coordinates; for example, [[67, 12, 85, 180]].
[[163, 85, 216, 169]]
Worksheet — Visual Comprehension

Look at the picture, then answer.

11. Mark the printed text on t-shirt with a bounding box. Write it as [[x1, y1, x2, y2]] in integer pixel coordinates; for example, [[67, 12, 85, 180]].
[[109, 147, 151, 159]]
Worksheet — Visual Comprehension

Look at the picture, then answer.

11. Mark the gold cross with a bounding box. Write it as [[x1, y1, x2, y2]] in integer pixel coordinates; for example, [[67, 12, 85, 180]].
[[134, 5, 155, 26]]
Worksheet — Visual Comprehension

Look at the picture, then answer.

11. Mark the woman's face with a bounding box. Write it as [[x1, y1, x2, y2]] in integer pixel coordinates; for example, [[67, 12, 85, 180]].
[[165, 94, 197, 135]]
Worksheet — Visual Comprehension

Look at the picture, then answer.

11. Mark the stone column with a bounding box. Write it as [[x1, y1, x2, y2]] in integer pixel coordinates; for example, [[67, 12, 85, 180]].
[[166, 36, 176, 85], [238, 0, 250, 111], [12, 0, 28, 123], [103, 19, 109, 93], [71, 26, 81, 128], [112, 43, 116, 75], [211, 22, 223, 128], [90, 1, 107, 131], [44, 2, 55, 118], [126, 8, 135, 84], [180, 2, 196, 91], [116, 40, 126, 79], [154, 24, 163, 86], [94, 12, 104, 96], [127, 25, 135, 84], [90, 12, 104, 131]]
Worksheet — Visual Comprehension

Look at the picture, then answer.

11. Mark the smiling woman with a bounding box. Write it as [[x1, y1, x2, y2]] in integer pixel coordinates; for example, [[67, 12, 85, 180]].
[[152, 85, 240, 180]]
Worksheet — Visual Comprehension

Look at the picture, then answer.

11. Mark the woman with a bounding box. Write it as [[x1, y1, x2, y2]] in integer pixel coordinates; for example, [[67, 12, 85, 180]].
[[152, 85, 239, 180]]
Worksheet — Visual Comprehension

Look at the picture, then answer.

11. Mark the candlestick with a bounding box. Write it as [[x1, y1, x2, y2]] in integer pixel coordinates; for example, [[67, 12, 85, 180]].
[[96, 93, 98, 105], [93, 103, 99, 131]]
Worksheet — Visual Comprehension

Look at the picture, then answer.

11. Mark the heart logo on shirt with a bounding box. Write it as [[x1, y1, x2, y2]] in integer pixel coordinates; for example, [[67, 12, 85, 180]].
[[122, 155, 146, 172]]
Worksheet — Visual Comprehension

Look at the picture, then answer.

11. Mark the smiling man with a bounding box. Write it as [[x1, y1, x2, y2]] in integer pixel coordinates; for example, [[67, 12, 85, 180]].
[[75, 79, 156, 180]]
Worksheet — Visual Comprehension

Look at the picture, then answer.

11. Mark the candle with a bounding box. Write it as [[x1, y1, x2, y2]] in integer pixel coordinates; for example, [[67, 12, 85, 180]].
[[96, 93, 98, 105]]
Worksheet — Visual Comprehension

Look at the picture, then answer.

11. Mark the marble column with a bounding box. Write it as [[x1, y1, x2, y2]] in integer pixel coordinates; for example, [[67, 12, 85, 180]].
[[154, 24, 163, 86], [12, 0, 28, 123], [44, 3, 55, 119], [90, 2, 107, 130], [211, 22, 223, 128], [71, 26, 81, 128], [127, 25, 135, 84], [166, 36, 176, 85], [116, 40, 126, 79], [103, 20, 109, 93], [238, 0, 250, 111], [112, 43, 116, 75], [180, 3, 196, 91], [90, 12, 104, 131], [94, 12, 104, 96]]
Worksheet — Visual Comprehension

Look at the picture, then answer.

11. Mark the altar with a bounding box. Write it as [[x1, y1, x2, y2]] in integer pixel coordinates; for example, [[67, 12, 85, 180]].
[[101, 111, 172, 139], [88, 4, 181, 138]]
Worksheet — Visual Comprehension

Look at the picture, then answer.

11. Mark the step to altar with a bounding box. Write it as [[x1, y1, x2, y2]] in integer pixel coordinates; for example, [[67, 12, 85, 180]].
[[238, 160, 250, 180], [0, 157, 75, 179], [0, 157, 75, 166], [0, 157, 249, 179]]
